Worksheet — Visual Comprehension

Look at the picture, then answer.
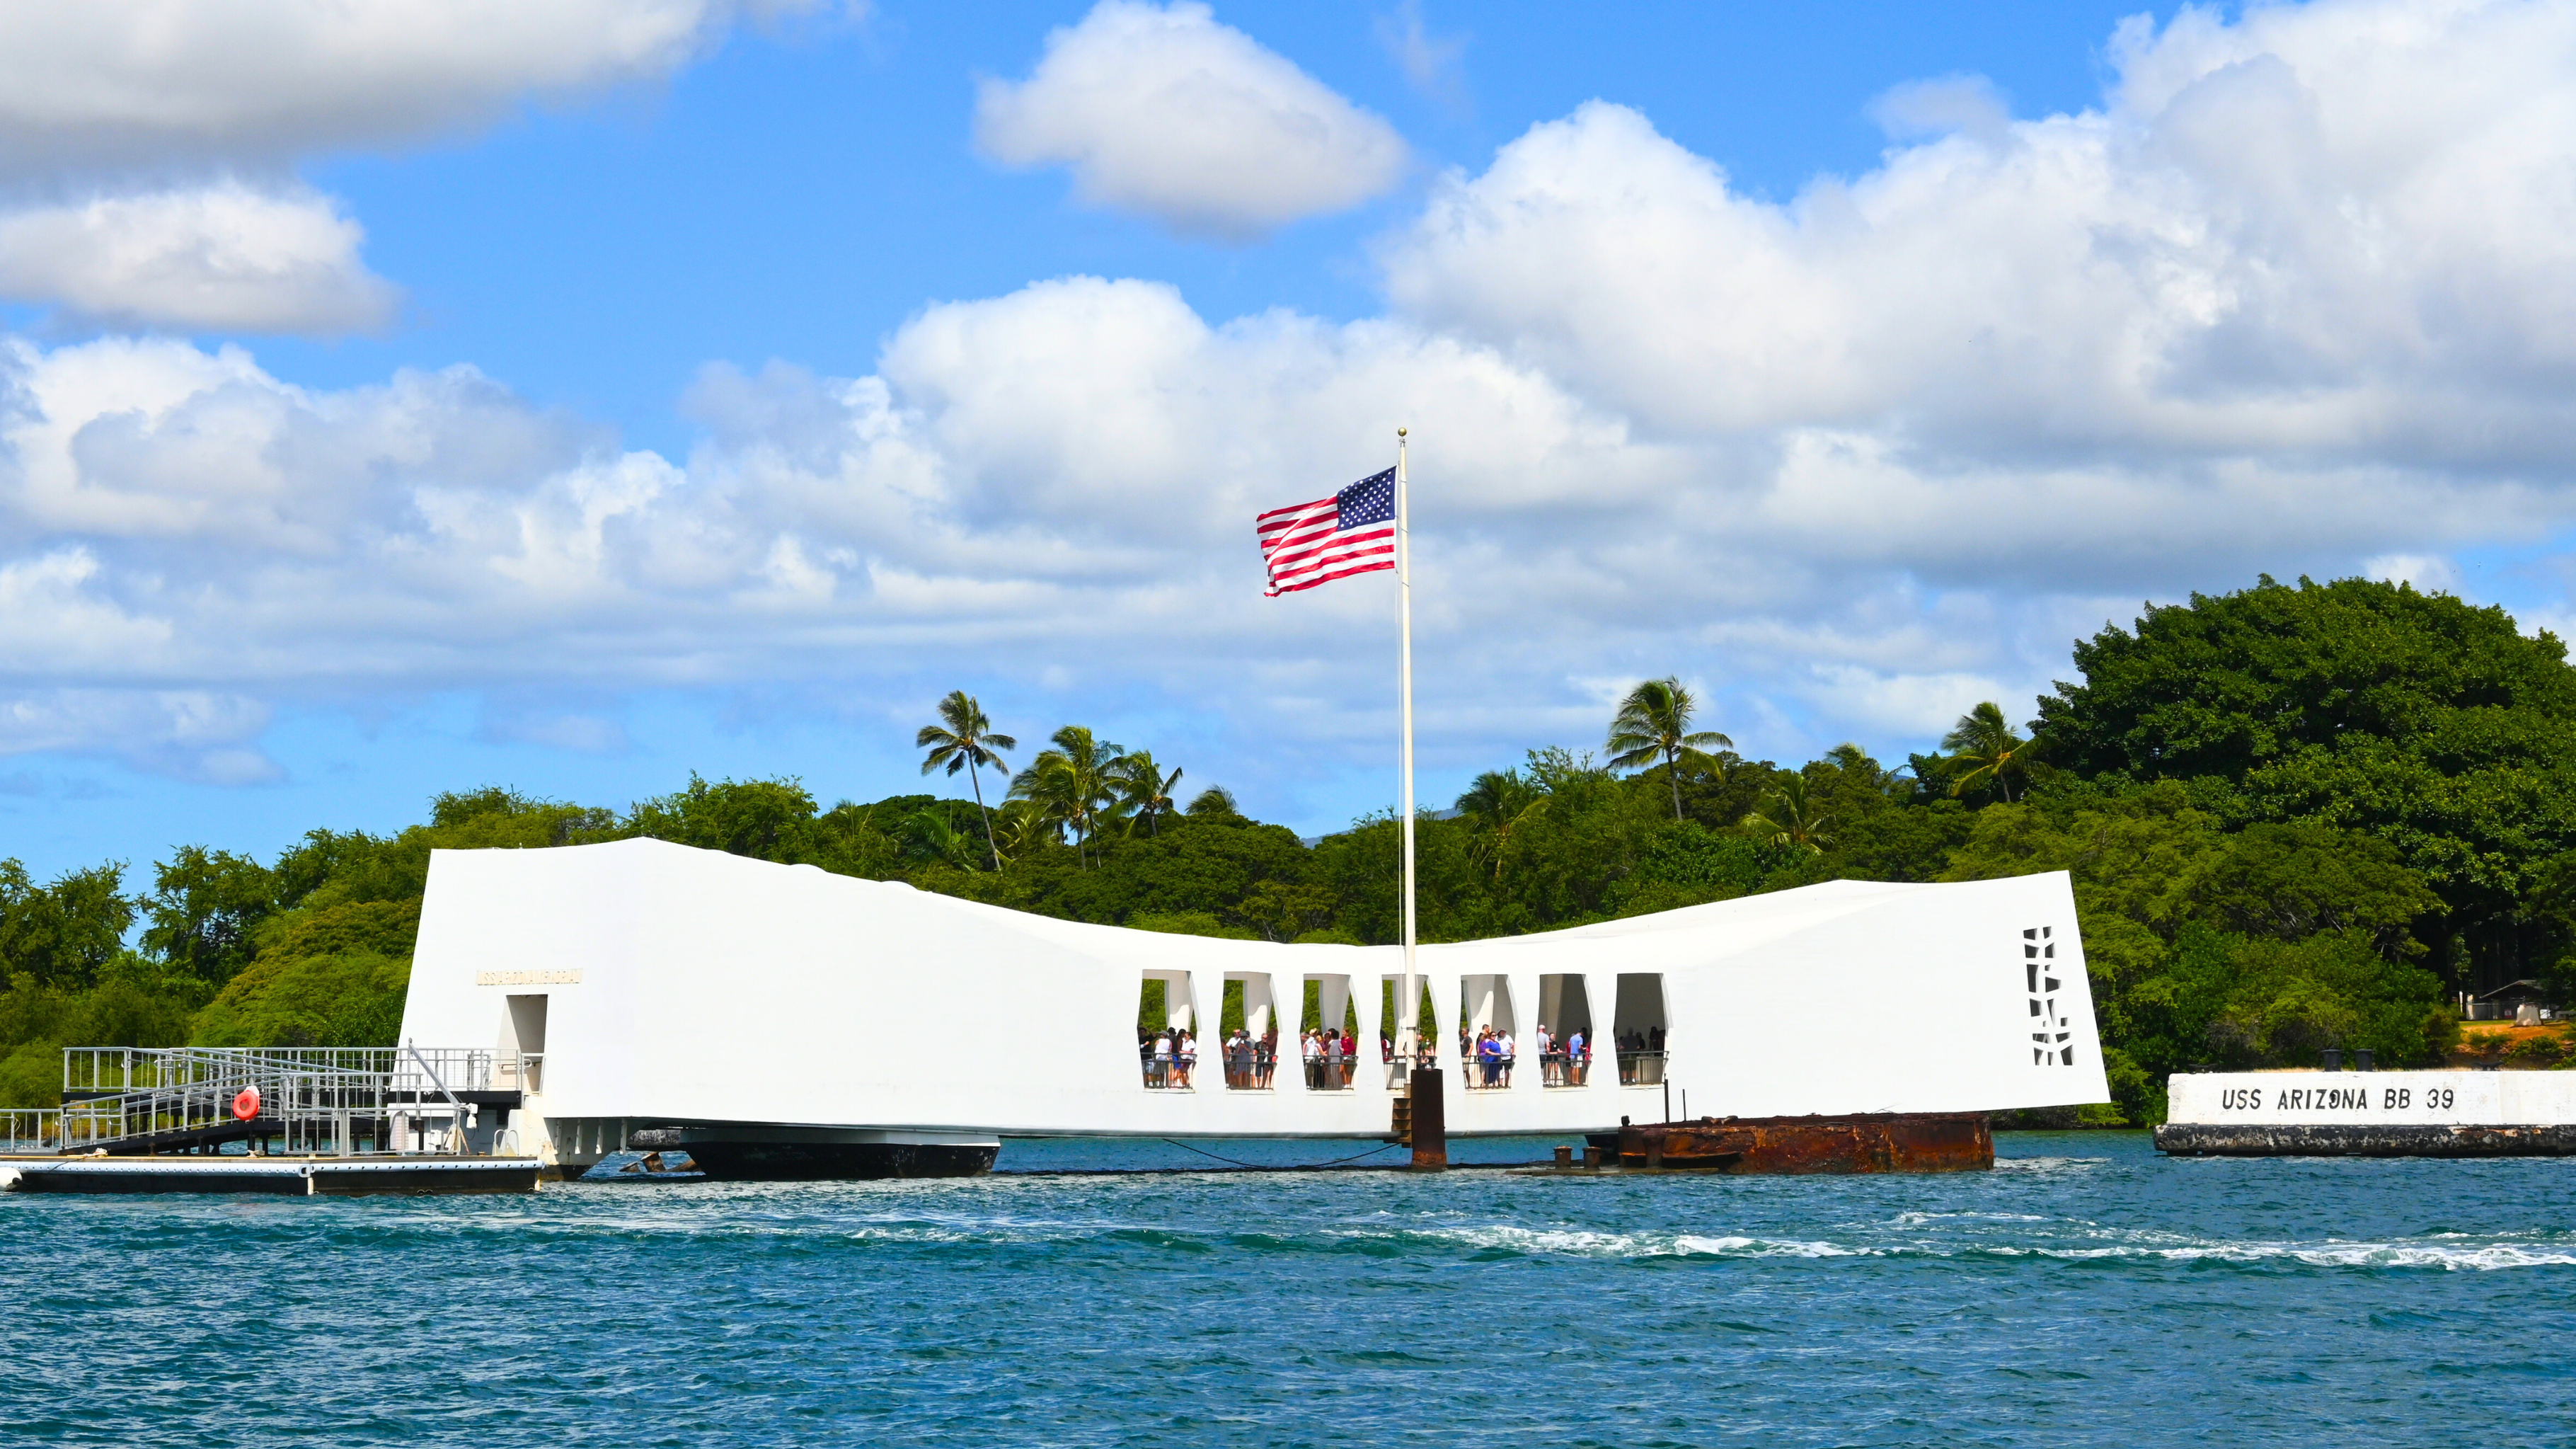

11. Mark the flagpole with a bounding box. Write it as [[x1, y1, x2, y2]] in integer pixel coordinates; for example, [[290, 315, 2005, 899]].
[[1396, 427, 1418, 1065]]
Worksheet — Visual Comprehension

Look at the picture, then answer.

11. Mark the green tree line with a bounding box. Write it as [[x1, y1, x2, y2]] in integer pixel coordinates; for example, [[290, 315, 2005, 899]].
[[8, 575, 2575, 1122]]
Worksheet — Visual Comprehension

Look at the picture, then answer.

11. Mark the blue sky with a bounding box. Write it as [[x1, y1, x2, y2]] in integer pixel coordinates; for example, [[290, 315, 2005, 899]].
[[6, 0, 2576, 883], [255, 1, 2166, 452]]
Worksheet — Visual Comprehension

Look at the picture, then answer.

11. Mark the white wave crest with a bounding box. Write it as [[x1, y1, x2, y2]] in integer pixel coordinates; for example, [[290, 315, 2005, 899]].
[[1672, 1234, 1870, 1259], [2001, 1238, 2576, 1271], [1399, 1222, 1870, 1259]]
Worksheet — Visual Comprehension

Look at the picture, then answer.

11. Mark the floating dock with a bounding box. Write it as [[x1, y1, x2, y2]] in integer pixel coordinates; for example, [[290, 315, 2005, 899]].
[[0, 1046, 543, 1195], [2158, 1070, 2576, 1157], [0, 1155, 541, 1195]]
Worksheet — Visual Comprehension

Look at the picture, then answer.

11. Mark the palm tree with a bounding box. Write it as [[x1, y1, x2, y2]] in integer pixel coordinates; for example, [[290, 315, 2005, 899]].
[[904, 809, 980, 870], [1456, 768, 1547, 881], [1942, 701, 2037, 803], [1824, 742, 1904, 796], [1010, 725, 1123, 866], [1606, 677, 1733, 821], [1742, 772, 1832, 854], [1111, 750, 1185, 836], [916, 691, 1016, 869], [989, 798, 1054, 862], [1186, 786, 1239, 817]]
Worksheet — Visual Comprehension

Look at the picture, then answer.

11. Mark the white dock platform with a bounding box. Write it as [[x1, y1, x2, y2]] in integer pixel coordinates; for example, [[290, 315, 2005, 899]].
[[0, 1155, 542, 1195]]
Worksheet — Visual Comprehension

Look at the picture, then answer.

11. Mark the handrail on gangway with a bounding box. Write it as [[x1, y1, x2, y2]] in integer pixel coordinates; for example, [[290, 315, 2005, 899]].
[[405, 1038, 469, 1133]]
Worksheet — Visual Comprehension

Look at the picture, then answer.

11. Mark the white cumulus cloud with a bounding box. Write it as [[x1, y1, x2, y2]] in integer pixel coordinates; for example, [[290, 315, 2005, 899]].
[[0, 183, 397, 334], [1386, 0, 2576, 469], [0, 0, 803, 334], [0, 688, 277, 785], [974, 1, 1410, 239], [0, 0, 797, 171]]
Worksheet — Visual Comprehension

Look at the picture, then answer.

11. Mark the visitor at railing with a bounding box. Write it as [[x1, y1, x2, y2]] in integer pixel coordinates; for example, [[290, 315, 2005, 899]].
[[1140, 1029, 1177, 1089], [1296, 1027, 1357, 1089], [1616, 1030, 1667, 1084], [1217, 1027, 1289, 1089], [1462, 1026, 1518, 1088], [1219, 1028, 1264, 1089], [1547, 1026, 1589, 1087]]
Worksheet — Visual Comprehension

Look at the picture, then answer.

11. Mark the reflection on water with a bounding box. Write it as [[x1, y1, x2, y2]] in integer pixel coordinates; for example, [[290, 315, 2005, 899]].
[[4, 1132, 2572, 1446]]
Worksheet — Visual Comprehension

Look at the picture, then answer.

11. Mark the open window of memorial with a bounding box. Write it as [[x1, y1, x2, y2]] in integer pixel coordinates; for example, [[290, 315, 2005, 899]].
[[1218, 973, 1281, 1090], [1137, 970, 1200, 1089], [1539, 974, 1594, 1087], [1301, 973, 1359, 1091], [1614, 973, 1668, 1084], [1459, 975, 1520, 1089], [1381, 975, 1439, 1087]]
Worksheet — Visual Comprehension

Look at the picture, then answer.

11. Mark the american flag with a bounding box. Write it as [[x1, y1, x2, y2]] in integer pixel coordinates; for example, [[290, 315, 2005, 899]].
[[1257, 467, 1396, 597]]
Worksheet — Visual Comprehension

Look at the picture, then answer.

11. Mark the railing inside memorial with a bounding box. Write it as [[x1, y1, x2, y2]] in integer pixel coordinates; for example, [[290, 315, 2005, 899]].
[[1139, 1046, 1197, 1090], [1383, 1047, 1438, 1089], [1300, 1054, 1358, 1091], [1539, 1049, 1595, 1087], [1218, 1047, 1282, 1090], [1617, 1050, 1667, 1085]]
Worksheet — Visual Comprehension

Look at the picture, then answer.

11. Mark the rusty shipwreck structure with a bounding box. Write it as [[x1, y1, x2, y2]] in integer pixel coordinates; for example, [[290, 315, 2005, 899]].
[[1563, 1112, 1996, 1174]]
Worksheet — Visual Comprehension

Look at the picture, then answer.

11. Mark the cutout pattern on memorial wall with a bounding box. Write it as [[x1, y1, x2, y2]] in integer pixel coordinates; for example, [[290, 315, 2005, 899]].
[[2024, 927, 2074, 1066]]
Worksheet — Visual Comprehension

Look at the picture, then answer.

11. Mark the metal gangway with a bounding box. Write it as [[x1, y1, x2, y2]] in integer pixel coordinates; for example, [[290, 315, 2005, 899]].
[[24, 1046, 542, 1157], [1, 1109, 61, 1154]]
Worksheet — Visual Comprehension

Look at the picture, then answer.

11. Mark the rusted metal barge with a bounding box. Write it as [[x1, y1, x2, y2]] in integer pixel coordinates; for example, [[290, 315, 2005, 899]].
[[1572, 1111, 1995, 1174]]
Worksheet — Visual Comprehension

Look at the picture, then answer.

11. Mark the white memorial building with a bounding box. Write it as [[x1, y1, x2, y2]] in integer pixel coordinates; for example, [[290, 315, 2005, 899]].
[[396, 837, 2110, 1176]]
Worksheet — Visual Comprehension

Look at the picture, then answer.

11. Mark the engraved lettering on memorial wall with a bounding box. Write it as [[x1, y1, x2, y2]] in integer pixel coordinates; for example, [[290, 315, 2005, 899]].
[[2024, 926, 2074, 1066]]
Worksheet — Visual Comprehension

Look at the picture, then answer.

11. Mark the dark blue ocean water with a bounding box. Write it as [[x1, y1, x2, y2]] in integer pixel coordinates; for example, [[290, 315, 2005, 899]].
[[4, 1131, 2573, 1447]]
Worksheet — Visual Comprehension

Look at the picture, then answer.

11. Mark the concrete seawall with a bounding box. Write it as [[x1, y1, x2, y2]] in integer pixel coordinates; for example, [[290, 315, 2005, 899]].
[[2160, 1070, 2576, 1157], [2154, 1122, 2576, 1157]]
